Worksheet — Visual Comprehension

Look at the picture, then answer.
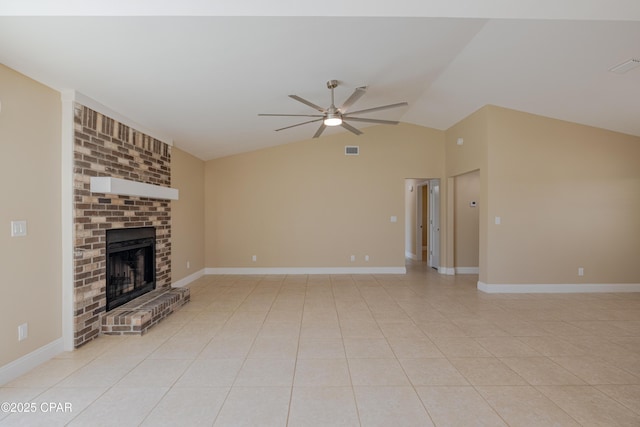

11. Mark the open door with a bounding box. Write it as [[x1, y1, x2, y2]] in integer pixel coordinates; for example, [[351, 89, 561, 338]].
[[428, 179, 440, 269], [416, 182, 429, 261]]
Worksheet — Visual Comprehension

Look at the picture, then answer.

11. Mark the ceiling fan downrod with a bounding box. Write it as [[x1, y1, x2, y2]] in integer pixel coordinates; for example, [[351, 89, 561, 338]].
[[325, 80, 342, 125], [327, 80, 338, 107]]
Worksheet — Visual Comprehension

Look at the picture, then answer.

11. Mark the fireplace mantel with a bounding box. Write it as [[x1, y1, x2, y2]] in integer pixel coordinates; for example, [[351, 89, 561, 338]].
[[90, 176, 179, 200]]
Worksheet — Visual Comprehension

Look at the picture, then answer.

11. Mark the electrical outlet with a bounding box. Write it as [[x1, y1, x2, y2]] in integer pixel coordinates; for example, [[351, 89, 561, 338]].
[[252, 255, 257, 262], [350, 255, 355, 262], [578, 267, 584, 276], [11, 220, 27, 237], [18, 323, 28, 341], [365, 255, 369, 262], [186, 261, 190, 269]]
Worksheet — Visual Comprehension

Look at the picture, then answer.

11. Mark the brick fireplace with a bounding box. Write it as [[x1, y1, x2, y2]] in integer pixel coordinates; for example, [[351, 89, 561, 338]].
[[72, 104, 172, 348]]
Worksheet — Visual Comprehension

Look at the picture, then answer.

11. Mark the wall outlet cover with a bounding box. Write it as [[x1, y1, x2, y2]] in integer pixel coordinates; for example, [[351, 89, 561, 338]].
[[18, 323, 28, 341], [11, 220, 27, 237]]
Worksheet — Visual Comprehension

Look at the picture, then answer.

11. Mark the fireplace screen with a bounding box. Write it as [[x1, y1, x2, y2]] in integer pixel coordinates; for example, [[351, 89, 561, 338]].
[[106, 227, 156, 311]]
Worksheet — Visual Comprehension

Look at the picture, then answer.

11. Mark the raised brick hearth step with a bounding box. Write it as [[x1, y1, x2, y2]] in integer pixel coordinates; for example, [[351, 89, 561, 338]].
[[101, 287, 190, 336]]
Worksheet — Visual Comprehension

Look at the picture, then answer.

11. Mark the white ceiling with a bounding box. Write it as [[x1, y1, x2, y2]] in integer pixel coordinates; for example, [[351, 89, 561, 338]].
[[1, 1, 639, 160]]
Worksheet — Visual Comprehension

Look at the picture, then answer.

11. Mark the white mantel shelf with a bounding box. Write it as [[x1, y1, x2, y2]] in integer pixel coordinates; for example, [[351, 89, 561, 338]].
[[90, 177, 179, 200]]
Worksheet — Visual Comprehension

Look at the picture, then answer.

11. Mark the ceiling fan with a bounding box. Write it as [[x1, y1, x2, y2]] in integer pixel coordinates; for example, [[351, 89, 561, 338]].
[[259, 80, 408, 138]]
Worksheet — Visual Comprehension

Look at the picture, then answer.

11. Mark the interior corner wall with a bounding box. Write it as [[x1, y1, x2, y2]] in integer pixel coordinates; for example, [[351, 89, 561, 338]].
[[484, 106, 640, 285], [204, 123, 445, 269], [444, 107, 489, 280], [0, 65, 62, 367], [171, 147, 205, 282]]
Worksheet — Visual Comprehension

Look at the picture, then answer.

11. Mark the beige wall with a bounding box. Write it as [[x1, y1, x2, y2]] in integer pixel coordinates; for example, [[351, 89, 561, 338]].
[[171, 147, 205, 282], [0, 65, 62, 366], [485, 106, 640, 284], [454, 170, 480, 269], [205, 123, 445, 268], [444, 105, 640, 285], [445, 107, 489, 278]]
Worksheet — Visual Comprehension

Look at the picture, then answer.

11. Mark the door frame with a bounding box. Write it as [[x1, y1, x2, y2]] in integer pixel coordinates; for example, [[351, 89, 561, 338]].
[[428, 179, 440, 269], [416, 181, 429, 261]]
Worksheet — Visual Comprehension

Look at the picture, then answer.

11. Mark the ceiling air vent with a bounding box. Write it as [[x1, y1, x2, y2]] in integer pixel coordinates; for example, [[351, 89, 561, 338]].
[[345, 146, 359, 156]]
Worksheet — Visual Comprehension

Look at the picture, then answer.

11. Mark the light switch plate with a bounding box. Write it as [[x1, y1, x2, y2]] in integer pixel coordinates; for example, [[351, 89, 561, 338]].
[[11, 221, 27, 237], [18, 323, 28, 341]]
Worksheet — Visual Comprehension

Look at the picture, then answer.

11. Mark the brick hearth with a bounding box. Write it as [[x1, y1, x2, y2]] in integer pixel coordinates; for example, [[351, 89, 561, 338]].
[[102, 287, 190, 335]]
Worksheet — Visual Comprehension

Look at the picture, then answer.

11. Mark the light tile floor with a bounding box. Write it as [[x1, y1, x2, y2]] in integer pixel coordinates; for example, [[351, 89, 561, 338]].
[[2, 261, 640, 426]]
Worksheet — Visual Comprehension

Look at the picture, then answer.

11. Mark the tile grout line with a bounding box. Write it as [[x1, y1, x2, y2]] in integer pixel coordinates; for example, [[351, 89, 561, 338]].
[[331, 274, 363, 427]]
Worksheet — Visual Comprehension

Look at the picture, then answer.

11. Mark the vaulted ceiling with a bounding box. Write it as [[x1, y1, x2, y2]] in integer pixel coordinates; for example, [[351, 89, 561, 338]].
[[1, 1, 639, 160]]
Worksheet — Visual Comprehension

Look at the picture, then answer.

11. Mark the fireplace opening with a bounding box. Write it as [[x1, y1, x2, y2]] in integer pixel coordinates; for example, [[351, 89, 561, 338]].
[[106, 227, 156, 311]]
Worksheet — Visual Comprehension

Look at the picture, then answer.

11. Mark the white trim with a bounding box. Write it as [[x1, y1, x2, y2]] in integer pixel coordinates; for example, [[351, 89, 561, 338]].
[[61, 91, 75, 352], [205, 266, 407, 275], [0, 338, 64, 386], [455, 267, 479, 274], [428, 179, 440, 269], [172, 268, 205, 288], [90, 176, 179, 200], [405, 251, 418, 261], [438, 267, 455, 275], [478, 281, 640, 294], [71, 91, 173, 146]]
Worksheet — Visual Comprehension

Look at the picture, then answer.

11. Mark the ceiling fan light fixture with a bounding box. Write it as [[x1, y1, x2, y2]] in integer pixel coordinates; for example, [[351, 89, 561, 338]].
[[324, 114, 342, 127]]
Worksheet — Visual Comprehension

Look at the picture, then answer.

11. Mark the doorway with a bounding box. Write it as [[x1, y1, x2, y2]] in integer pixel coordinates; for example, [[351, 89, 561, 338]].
[[453, 171, 479, 274], [405, 178, 440, 268]]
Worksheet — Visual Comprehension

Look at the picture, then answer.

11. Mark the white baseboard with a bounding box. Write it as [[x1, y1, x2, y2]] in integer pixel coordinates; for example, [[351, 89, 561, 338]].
[[478, 281, 640, 294], [172, 268, 205, 288], [0, 338, 64, 386], [205, 266, 407, 275], [405, 251, 418, 261], [455, 267, 479, 274], [438, 267, 455, 275]]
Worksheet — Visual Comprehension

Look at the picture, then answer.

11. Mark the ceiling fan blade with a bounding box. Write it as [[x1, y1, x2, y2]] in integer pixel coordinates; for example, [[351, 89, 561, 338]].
[[339, 86, 366, 112], [346, 102, 408, 116], [343, 117, 400, 125], [341, 121, 363, 136], [312, 123, 327, 138], [259, 113, 324, 117], [274, 118, 323, 132], [289, 95, 326, 112]]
